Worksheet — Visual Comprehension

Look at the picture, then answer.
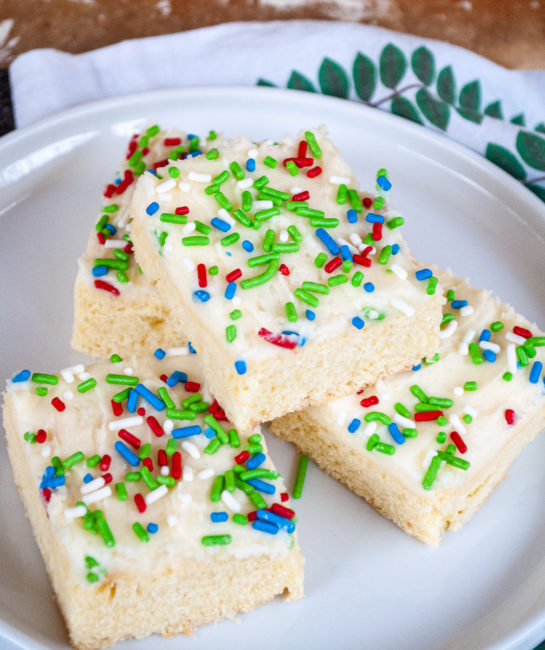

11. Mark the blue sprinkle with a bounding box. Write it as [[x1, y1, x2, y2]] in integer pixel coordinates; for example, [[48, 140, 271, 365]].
[[247, 478, 275, 494], [135, 384, 165, 411], [104, 224, 117, 235], [147, 523, 159, 534], [235, 360, 247, 375], [225, 282, 236, 300], [415, 268, 433, 281], [12, 369, 30, 383], [146, 201, 159, 216], [530, 361, 543, 384], [211, 512, 229, 523], [365, 213, 384, 224], [352, 316, 365, 330], [346, 208, 357, 223], [226, 251, 232, 257], [306, 309, 316, 321], [315, 228, 340, 255], [92, 265, 108, 277], [205, 428, 216, 439], [154, 348, 166, 360], [256, 509, 295, 533], [246, 158, 256, 172], [187, 133, 196, 140], [193, 290, 210, 303], [391, 243, 400, 255], [281, 330, 306, 347], [246, 452, 266, 469], [412, 363, 422, 371], [188, 342, 197, 354], [48, 475, 66, 489], [483, 349, 497, 363], [40, 466, 55, 489], [172, 425, 202, 439], [451, 300, 468, 309], [377, 175, 392, 191], [340, 244, 352, 261], [242, 240, 254, 252], [127, 389, 139, 413], [252, 520, 279, 535], [363, 282, 375, 293], [166, 370, 187, 387], [388, 423, 405, 445], [148, 169, 157, 175], [83, 473, 94, 484], [348, 418, 361, 433], [188, 149, 202, 157], [114, 178, 121, 185], [115, 441, 140, 467], [211, 217, 231, 232], [479, 329, 491, 342]]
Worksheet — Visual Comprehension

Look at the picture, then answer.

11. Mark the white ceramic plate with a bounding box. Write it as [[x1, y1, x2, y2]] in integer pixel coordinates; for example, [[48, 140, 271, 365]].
[[1, 87, 545, 650]]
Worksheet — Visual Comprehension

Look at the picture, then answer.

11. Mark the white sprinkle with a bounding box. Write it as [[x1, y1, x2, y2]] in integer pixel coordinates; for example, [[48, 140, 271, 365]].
[[329, 175, 351, 185], [165, 346, 189, 357], [63, 390, 74, 401], [279, 230, 289, 243], [390, 297, 415, 317], [81, 476, 105, 495], [182, 441, 200, 459], [156, 178, 176, 193], [232, 296, 242, 306], [164, 420, 174, 435], [366, 308, 380, 320], [237, 178, 253, 189], [349, 233, 363, 247], [376, 378, 390, 400], [336, 237, 357, 254], [248, 148, 258, 158], [393, 413, 415, 429], [507, 344, 518, 374], [198, 468, 215, 479], [60, 368, 74, 383], [179, 181, 191, 192], [160, 466, 170, 476], [82, 486, 112, 505], [124, 367, 134, 375], [453, 386, 464, 396], [64, 505, 87, 518], [218, 208, 234, 226], [41, 445, 51, 458], [450, 414, 466, 435], [422, 449, 438, 469], [390, 263, 408, 280], [221, 490, 241, 513], [479, 340, 501, 353], [167, 514, 179, 527], [108, 415, 143, 431], [363, 421, 377, 437], [158, 193, 172, 202], [439, 320, 458, 339], [506, 332, 526, 345], [336, 409, 347, 426], [178, 490, 192, 504], [460, 305, 474, 317], [145, 485, 168, 506], [182, 257, 196, 272], [183, 467, 194, 482], [104, 239, 127, 249], [290, 187, 303, 194], [253, 200, 274, 211], [188, 171, 211, 183], [183, 222, 196, 234], [459, 342, 469, 356], [77, 371, 91, 381], [463, 328, 476, 344], [464, 405, 478, 418]]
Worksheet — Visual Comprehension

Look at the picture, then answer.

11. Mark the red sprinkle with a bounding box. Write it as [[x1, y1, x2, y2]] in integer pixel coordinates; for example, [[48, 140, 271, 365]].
[[258, 328, 297, 349], [100, 455, 111, 472], [175, 206, 189, 215], [141, 147, 150, 156], [270, 503, 295, 519], [513, 326, 532, 339], [197, 263, 208, 288], [94, 280, 120, 296], [164, 137, 181, 146], [36, 429, 47, 444], [361, 396, 379, 408], [146, 416, 164, 438], [209, 400, 228, 420], [353, 254, 372, 267], [118, 429, 141, 448], [414, 410, 444, 421], [134, 493, 146, 513], [97, 232, 106, 245], [160, 374, 169, 383], [103, 184, 116, 198], [137, 407, 146, 416], [51, 397, 65, 412], [247, 510, 258, 522], [111, 399, 123, 417], [292, 190, 309, 202], [234, 450, 250, 465], [324, 256, 342, 273], [42, 488, 52, 503], [226, 268, 242, 283], [171, 451, 182, 480], [152, 158, 169, 170], [284, 156, 314, 168], [504, 409, 516, 425], [372, 222, 383, 241], [307, 166, 322, 178], [279, 263, 290, 276], [123, 243, 133, 254], [102, 472, 113, 485], [125, 137, 138, 160], [158, 449, 167, 466], [185, 381, 200, 393], [297, 141, 308, 158], [363, 197, 373, 209], [450, 431, 467, 454], [142, 457, 154, 472], [280, 492, 289, 502]]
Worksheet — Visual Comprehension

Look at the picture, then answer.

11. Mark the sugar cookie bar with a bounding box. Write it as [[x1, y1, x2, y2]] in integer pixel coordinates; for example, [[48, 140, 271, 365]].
[[271, 270, 545, 545], [129, 128, 443, 430], [72, 126, 221, 358], [3, 354, 303, 649]]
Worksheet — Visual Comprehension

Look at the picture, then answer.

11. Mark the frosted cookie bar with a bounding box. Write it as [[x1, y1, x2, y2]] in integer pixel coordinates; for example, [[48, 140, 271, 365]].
[[271, 270, 545, 545], [3, 354, 303, 649], [129, 128, 443, 430], [73, 126, 220, 358]]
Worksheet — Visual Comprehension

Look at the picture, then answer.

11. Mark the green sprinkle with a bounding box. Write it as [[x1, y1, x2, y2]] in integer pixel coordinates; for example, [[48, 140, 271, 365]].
[[231, 209, 251, 228], [342, 260, 352, 273], [287, 225, 303, 242], [314, 252, 327, 268], [160, 212, 187, 224], [394, 402, 411, 418], [115, 482, 128, 500], [188, 135, 200, 151], [469, 342, 483, 365], [253, 175, 269, 190], [132, 522, 149, 543], [291, 289, 317, 308], [415, 402, 442, 412], [51, 456, 64, 476], [351, 271, 364, 287], [524, 341, 536, 358], [285, 160, 299, 176], [230, 309, 242, 321], [328, 274, 348, 287], [103, 204, 119, 214], [403, 428, 418, 438], [36, 386, 48, 396], [309, 217, 339, 228], [336, 184, 347, 204], [285, 201, 308, 211], [168, 167, 180, 178], [95, 513, 115, 548], [205, 184, 220, 195], [364, 411, 392, 425], [208, 129, 218, 140], [437, 450, 471, 471], [490, 320, 504, 332], [94, 258, 128, 271], [427, 276, 438, 295], [240, 258, 280, 289], [235, 477, 253, 494], [213, 170, 230, 186], [428, 396, 454, 408], [208, 265, 219, 275], [245, 443, 263, 455], [182, 235, 209, 246], [379, 245, 392, 265], [285, 302, 298, 322], [139, 443, 151, 460], [375, 442, 395, 455], [464, 381, 478, 391], [110, 353, 123, 363], [441, 313, 455, 327], [106, 374, 139, 386], [86, 572, 99, 583], [529, 336, 545, 347], [446, 289, 455, 301], [263, 229, 276, 252], [202, 534, 231, 546], [233, 514, 248, 525], [296, 207, 324, 218], [194, 221, 211, 235], [116, 270, 129, 283], [77, 378, 96, 393], [366, 433, 380, 451], [436, 431, 447, 444], [436, 415, 448, 426], [302, 281, 329, 295], [146, 124, 160, 137], [255, 207, 281, 221], [248, 433, 262, 444], [387, 216, 404, 229], [347, 189, 363, 213], [263, 156, 277, 168], [63, 451, 84, 469], [462, 414, 472, 424], [221, 233, 240, 247], [87, 454, 101, 468], [373, 197, 384, 210], [95, 214, 109, 232], [210, 475, 224, 502], [250, 491, 268, 510], [410, 384, 429, 402], [166, 409, 196, 420], [157, 387, 175, 409], [166, 439, 177, 456], [225, 325, 237, 342], [85, 555, 99, 569], [229, 429, 240, 448], [204, 415, 229, 444], [516, 345, 530, 366], [31, 372, 58, 385], [224, 469, 236, 493], [24, 432, 36, 443], [304, 131, 322, 158], [204, 438, 222, 455], [502, 371, 513, 382], [422, 455, 442, 490]]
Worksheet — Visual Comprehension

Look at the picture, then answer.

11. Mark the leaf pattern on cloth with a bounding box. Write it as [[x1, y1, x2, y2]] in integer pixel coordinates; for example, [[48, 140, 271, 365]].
[[257, 43, 545, 202]]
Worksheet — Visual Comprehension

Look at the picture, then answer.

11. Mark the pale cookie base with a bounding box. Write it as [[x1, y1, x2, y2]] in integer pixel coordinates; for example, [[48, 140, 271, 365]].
[[270, 407, 545, 545], [3, 400, 304, 650], [130, 212, 443, 430], [72, 268, 186, 359]]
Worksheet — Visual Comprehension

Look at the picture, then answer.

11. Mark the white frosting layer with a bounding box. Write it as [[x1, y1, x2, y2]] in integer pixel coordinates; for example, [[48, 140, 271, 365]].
[[6, 355, 296, 582]]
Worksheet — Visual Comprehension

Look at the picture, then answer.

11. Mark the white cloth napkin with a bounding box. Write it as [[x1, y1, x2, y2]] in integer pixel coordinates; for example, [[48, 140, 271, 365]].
[[9, 20, 545, 200]]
